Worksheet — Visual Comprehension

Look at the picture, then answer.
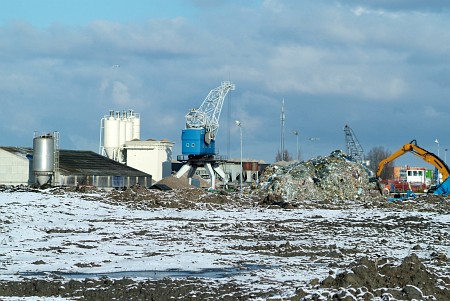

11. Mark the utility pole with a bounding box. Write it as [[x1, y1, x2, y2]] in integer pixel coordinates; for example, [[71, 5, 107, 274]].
[[280, 99, 285, 160], [235, 120, 243, 193], [293, 130, 299, 161]]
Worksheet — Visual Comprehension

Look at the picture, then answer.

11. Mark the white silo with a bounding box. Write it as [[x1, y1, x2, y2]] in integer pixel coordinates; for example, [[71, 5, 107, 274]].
[[131, 112, 141, 140], [125, 110, 134, 142], [33, 133, 55, 186], [119, 111, 127, 146], [103, 111, 120, 160]]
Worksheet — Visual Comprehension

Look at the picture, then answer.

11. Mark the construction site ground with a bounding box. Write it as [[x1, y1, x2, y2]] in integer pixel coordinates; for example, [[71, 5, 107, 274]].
[[0, 152, 449, 300]]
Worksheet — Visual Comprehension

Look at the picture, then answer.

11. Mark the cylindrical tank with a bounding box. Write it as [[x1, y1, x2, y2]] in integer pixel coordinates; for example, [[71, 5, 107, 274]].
[[243, 162, 253, 171], [119, 111, 127, 146], [125, 114, 134, 142], [103, 111, 120, 159], [33, 134, 55, 185], [132, 114, 140, 140]]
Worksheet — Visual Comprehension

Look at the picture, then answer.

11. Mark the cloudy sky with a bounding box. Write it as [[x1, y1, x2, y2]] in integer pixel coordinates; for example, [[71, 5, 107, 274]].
[[1, 0, 450, 166]]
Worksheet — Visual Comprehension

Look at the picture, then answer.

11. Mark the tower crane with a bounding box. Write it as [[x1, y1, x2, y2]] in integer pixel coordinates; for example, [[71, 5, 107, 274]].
[[344, 125, 365, 163], [176, 81, 235, 189]]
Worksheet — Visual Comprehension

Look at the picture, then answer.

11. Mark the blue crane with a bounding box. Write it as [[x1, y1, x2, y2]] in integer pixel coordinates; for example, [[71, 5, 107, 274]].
[[176, 81, 235, 189]]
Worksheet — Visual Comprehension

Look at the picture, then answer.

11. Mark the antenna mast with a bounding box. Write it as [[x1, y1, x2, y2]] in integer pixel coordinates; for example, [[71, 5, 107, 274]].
[[280, 99, 285, 160]]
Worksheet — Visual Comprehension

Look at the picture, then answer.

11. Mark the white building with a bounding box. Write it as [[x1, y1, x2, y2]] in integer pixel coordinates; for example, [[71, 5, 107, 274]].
[[100, 110, 174, 183], [0, 147, 33, 186], [123, 139, 174, 183]]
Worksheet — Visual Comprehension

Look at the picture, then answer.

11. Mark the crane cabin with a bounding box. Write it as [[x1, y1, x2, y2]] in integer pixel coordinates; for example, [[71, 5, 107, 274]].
[[182, 128, 216, 157]]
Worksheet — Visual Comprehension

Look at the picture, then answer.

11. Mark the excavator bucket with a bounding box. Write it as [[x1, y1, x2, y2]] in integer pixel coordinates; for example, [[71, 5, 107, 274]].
[[369, 177, 385, 195]]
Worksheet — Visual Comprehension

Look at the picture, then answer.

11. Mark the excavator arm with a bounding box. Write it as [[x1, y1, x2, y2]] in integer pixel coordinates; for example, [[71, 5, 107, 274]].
[[376, 140, 450, 181]]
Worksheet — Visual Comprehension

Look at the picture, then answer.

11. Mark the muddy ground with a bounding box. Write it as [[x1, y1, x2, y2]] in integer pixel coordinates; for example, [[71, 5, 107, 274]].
[[0, 185, 449, 300]]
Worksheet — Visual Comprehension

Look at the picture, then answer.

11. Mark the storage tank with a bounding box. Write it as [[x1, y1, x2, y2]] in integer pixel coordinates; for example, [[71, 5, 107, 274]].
[[103, 111, 120, 159], [33, 134, 55, 185], [125, 110, 134, 142], [119, 111, 127, 146], [131, 113, 140, 140]]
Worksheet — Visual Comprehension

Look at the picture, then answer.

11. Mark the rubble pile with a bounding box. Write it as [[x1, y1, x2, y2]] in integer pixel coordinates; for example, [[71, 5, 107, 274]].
[[299, 253, 450, 300], [258, 150, 378, 202]]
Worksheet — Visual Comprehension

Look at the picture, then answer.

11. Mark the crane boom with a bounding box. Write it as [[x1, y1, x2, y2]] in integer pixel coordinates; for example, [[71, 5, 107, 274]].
[[185, 81, 235, 141], [344, 125, 365, 163]]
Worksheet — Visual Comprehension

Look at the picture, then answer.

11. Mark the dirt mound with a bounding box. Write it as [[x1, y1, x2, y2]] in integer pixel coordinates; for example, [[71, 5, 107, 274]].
[[155, 175, 211, 189], [154, 176, 193, 189], [0, 277, 257, 301], [257, 150, 380, 202], [300, 253, 450, 300], [104, 185, 258, 209]]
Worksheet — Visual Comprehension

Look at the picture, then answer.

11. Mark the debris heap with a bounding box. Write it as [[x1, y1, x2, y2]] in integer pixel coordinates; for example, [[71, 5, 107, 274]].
[[308, 253, 450, 300], [258, 150, 375, 201]]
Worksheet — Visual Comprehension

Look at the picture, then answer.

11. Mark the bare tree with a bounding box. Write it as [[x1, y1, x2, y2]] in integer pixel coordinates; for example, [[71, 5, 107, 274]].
[[275, 149, 292, 162], [366, 146, 394, 179]]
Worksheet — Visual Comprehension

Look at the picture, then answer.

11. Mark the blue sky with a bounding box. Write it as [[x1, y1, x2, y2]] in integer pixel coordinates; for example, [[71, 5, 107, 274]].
[[0, 0, 196, 27], [1, 0, 450, 169]]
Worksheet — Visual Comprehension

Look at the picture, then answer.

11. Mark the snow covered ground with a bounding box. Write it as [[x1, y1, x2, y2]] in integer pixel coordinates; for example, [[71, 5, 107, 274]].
[[1, 190, 449, 299]]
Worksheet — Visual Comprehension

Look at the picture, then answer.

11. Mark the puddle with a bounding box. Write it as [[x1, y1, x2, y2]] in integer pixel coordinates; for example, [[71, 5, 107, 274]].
[[20, 264, 273, 280]]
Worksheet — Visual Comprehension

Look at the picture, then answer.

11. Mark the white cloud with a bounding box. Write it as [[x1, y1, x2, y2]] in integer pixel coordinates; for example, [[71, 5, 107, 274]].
[[1, 2, 450, 163]]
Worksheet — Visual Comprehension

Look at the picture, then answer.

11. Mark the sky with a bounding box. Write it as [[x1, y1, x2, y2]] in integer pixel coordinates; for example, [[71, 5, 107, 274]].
[[1, 0, 450, 167]]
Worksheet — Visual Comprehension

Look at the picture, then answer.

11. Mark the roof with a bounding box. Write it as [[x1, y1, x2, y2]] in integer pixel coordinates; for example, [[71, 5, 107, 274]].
[[0, 146, 31, 159], [0, 147, 150, 177], [58, 150, 150, 177]]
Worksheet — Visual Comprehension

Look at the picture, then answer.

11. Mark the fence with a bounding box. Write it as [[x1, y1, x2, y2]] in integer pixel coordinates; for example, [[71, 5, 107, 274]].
[[59, 175, 152, 188]]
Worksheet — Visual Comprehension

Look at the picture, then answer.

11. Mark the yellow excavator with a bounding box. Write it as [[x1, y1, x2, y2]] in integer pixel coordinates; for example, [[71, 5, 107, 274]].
[[375, 140, 450, 196]]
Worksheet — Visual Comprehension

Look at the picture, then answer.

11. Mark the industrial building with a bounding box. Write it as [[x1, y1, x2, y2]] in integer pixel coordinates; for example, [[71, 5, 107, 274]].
[[0, 132, 151, 188], [0, 109, 174, 189], [0, 105, 265, 190], [100, 110, 174, 182]]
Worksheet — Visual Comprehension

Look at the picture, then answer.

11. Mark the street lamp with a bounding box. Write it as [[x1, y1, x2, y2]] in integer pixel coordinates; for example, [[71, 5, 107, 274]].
[[445, 148, 448, 164], [293, 130, 299, 161], [435, 139, 440, 184], [235, 120, 243, 193], [435, 139, 440, 157]]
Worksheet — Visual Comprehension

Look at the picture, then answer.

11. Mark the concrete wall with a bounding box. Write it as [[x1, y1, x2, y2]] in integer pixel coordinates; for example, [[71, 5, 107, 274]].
[[0, 149, 33, 186], [124, 140, 174, 182]]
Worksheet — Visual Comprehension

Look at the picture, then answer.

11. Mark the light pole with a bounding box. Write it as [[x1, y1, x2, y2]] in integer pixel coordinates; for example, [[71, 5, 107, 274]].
[[235, 120, 243, 193], [293, 130, 299, 161], [435, 139, 440, 157], [435, 139, 440, 184], [445, 148, 448, 164]]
